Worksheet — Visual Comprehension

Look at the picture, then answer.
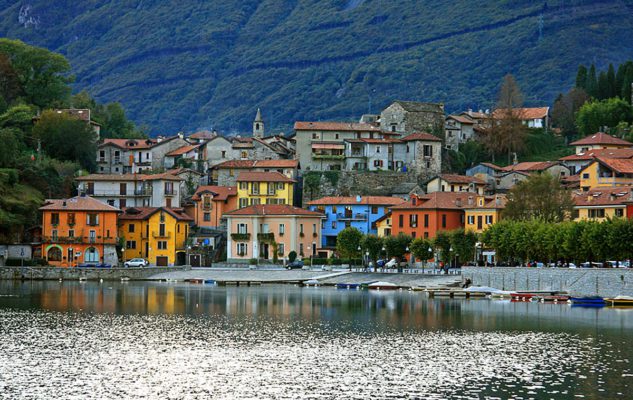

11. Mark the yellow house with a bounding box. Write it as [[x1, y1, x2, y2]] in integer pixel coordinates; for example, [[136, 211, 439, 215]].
[[572, 186, 631, 221], [118, 207, 192, 266], [570, 132, 632, 154], [236, 171, 295, 208], [375, 212, 392, 237], [579, 158, 633, 191], [464, 195, 506, 233]]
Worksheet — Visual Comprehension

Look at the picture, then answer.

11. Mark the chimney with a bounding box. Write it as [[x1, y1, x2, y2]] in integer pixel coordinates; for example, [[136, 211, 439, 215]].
[[587, 194, 592, 203], [468, 196, 474, 205], [456, 198, 462, 207], [495, 196, 501, 206], [356, 195, 362, 203], [62, 201, 67, 207], [610, 193, 616, 202]]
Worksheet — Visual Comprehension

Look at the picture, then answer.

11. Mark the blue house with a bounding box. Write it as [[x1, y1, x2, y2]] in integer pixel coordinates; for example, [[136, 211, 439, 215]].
[[306, 196, 404, 248]]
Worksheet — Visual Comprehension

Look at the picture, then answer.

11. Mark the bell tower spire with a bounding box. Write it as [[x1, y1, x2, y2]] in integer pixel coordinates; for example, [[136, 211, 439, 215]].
[[253, 108, 264, 138]]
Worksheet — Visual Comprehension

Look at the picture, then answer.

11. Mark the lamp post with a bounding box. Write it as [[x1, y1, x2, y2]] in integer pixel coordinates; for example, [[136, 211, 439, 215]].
[[365, 250, 369, 272], [425, 246, 432, 274], [381, 246, 386, 272], [68, 247, 73, 268], [449, 246, 454, 270], [308, 245, 313, 268], [357, 245, 362, 271], [405, 246, 410, 271], [475, 242, 482, 266]]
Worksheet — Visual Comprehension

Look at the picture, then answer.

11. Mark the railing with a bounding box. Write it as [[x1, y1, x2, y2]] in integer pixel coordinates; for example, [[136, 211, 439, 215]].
[[42, 236, 118, 245], [164, 190, 175, 196], [337, 212, 367, 221], [257, 233, 275, 242], [597, 177, 633, 185], [152, 232, 171, 239], [231, 233, 251, 241], [312, 154, 345, 160]]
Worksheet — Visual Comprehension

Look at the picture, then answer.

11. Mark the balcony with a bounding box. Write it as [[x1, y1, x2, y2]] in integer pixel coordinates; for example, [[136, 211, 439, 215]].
[[152, 232, 171, 239], [257, 233, 275, 242], [134, 188, 152, 196], [337, 212, 367, 221], [164, 190, 176, 196], [597, 176, 633, 185], [231, 233, 251, 241], [312, 154, 345, 160], [42, 236, 118, 245]]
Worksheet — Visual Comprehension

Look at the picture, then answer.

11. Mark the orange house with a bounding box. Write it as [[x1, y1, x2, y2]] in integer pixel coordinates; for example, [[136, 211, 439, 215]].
[[40, 195, 120, 267], [390, 192, 465, 239], [186, 186, 238, 229]]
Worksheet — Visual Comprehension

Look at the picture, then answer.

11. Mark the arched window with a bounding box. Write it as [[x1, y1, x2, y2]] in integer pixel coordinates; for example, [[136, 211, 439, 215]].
[[47, 247, 62, 262], [85, 247, 99, 263]]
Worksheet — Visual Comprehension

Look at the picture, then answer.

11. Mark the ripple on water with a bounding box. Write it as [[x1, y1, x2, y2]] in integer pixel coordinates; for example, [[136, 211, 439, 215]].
[[0, 309, 627, 399]]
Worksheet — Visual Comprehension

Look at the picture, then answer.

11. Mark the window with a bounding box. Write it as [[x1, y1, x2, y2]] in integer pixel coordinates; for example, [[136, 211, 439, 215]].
[[409, 214, 418, 228], [67, 213, 75, 225], [237, 243, 248, 256], [390, 124, 397, 132], [165, 182, 174, 195], [332, 206, 337, 213], [221, 151, 226, 158], [279, 224, 285, 235], [300, 224, 304, 234], [399, 215, 404, 228], [120, 199, 126, 208], [616, 208, 624, 217], [68, 229, 74, 238], [237, 223, 248, 234], [99, 150, 105, 160], [241, 151, 248, 158], [267, 183, 276, 195], [252, 182, 260, 195], [412, 231, 416, 238], [87, 213, 99, 226], [51, 213, 60, 225], [278, 243, 285, 256], [239, 198, 249, 208], [485, 215, 493, 225], [47, 247, 62, 262], [313, 223, 317, 234], [582, 173, 590, 179], [376, 146, 381, 153], [157, 241, 167, 250], [204, 212, 211, 221], [299, 243, 304, 255], [85, 247, 99, 263], [52, 229, 58, 241], [250, 198, 261, 205], [589, 209, 606, 218], [335, 133, 339, 139], [424, 232, 429, 239], [468, 216, 475, 225], [424, 214, 429, 228], [107, 200, 115, 206], [371, 206, 378, 214], [406, 145, 410, 153], [239, 182, 248, 190], [128, 224, 135, 233], [89, 230, 96, 243], [312, 133, 319, 139], [120, 183, 127, 195], [441, 214, 446, 228], [321, 220, 326, 229], [126, 240, 137, 249], [277, 182, 284, 190], [423, 145, 433, 157]]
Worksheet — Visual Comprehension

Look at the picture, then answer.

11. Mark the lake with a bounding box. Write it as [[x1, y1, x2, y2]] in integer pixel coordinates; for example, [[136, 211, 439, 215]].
[[0, 281, 631, 399]]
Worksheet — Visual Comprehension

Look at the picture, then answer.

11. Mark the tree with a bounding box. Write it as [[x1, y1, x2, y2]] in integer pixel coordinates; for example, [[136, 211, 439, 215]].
[[450, 228, 478, 265], [586, 64, 597, 97], [551, 88, 589, 140], [433, 231, 452, 263], [575, 65, 588, 90], [383, 233, 412, 260], [503, 173, 573, 223], [32, 110, 97, 171], [409, 237, 433, 263], [0, 129, 21, 168], [576, 98, 633, 136], [607, 64, 617, 99], [360, 234, 383, 262], [336, 227, 363, 259], [0, 53, 22, 105]]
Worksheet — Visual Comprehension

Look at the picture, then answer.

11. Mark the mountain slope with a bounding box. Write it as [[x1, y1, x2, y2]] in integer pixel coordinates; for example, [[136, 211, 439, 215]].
[[1, 0, 633, 134]]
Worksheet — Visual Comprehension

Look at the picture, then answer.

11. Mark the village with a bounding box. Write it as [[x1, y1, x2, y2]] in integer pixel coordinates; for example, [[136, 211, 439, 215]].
[[3, 98, 630, 271]]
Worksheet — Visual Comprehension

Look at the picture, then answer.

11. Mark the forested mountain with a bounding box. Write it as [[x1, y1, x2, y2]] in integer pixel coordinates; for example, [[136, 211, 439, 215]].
[[1, 0, 633, 134]]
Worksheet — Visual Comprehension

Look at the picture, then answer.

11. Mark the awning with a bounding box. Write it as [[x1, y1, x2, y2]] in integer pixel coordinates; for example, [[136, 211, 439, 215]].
[[311, 143, 345, 150]]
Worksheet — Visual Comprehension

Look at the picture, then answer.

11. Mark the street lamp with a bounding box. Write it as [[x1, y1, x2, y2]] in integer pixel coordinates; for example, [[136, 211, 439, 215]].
[[449, 246, 454, 270], [307, 246, 313, 268], [425, 246, 432, 274], [381, 246, 386, 272], [357, 245, 362, 271], [405, 246, 410, 268], [365, 251, 369, 272]]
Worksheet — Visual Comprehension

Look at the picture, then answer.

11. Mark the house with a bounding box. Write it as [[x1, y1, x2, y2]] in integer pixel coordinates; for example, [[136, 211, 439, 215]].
[[118, 207, 192, 266], [464, 195, 506, 233], [204, 136, 235, 168], [40, 195, 120, 267], [231, 136, 287, 161], [224, 204, 325, 262], [375, 212, 393, 237], [572, 186, 633, 221], [344, 138, 407, 171], [212, 159, 300, 187], [76, 173, 184, 209], [236, 171, 295, 208], [294, 121, 389, 172], [164, 143, 206, 173], [459, 109, 490, 127], [306, 196, 405, 248], [166, 167, 205, 199], [425, 174, 486, 195], [390, 192, 467, 239], [578, 158, 633, 191], [400, 132, 443, 176], [559, 148, 633, 175], [492, 107, 550, 129], [570, 132, 632, 154], [444, 115, 475, 150], [496, 161, 571, 191], [380, 101, 445, 135], [186, 185, 238, 229], [465, 162, 504, 189], [96, 135, 189, 174]]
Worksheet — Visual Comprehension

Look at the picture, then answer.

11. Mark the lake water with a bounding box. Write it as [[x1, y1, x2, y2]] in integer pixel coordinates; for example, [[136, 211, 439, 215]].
[[0, 281, 632, 399]]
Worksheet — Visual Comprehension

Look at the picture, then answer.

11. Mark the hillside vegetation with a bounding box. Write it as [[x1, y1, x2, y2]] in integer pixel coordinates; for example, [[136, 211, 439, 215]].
[[2, 1, 633, 134]]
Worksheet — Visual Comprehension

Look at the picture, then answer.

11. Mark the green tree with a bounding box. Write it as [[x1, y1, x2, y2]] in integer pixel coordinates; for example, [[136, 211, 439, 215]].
[[409, 237, 433, 263], [383, 233, 412, 260], [32, 110, 97, 171], [360, 234, 383, 262], [575, 65, 588, 90], [0, 53, 22, 105], [450, 228, 478, 265], [576, 97, 633, 136], [551, 88, 589, 140], [336, 227, 363, 259], [433, 231, 452, 263], [0, 129, 21, 168], [586, 64, 597, 97], [503, 173, 573, 223], [607, 64, 617, 99]]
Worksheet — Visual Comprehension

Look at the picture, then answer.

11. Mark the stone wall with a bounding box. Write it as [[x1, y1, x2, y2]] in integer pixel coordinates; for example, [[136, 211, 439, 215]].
[[462, 266, 633, 297], [0, 266, 190, 281], [303, 170, 418, 202]]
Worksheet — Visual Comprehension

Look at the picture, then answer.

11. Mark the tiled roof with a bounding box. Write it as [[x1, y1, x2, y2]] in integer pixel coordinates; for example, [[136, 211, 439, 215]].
[[224, 204, 324, 217], [345, 138, 403, 144], [294, 121, 381, 132], [165, 145, 200, 156], [595, 158, 633, 174], [236, 171, 295, 183], [447, 115, 475, 124], [374, 211, 392, 224], [188, 131, 216, 140], [401, 132, 443, 142], [436, 174, 485, 184], [119, 207, 193, 221], [76, 173, 183, 182], [213, 159, 299, 169], [492, 107, 549, 120], [480, 162, 503, 171], [99, 138, 158, 149], [501, 161, 557, 172], [391, 192, 471, 210], [39, 196, 121, 212], [570, 132, 633, 147], [191, 186, 237, 201], [307, 196, 405, 206], [573, 186, 633, 207], [559, 148, 633, 161], [463, 195, 507, 210], [460, 110, 490, 119]]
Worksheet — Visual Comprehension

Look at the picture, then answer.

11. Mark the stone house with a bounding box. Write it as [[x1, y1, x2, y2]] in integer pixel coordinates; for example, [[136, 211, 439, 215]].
[[380, 101, 445, 135], [425, 174, 486, 195], [400, 132, 443, 177], [211, 159, 300, 187], [445, 115, 475, 151], [96, 136, 188, 174]]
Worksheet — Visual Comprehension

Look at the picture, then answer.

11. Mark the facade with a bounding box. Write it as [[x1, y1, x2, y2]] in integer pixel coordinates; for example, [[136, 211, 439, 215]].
[[559, 148, 633, 175], [40, 195, 120, 267], [76, 173, 184, 209], [164, 144, 206, 173], [569, 132, 632, 154], [401, 133, 443, 176], [344, 138, 406, 171], [425, 174, 485, 195], [96, 136, 189, 174], [236, 171, 295, 208], [492, 107, 550, 129], [390, 192, 467, 239], [444, 115, 475, 151], [204, 136, 235, 168], [212, 159, 300, 187], [578, 158, 633, 191], [306, 196, 404, 247], [496, 162, 571, 191], [380, 101, 445, 135], [224, 204, 324, 262], [187, 185, 238, 229], [118, 207, 192, 266], [231, 137, 285, 161], [375, 212, 392, 237], [464, 195, 506, 234], [572, 186, 633, 221]]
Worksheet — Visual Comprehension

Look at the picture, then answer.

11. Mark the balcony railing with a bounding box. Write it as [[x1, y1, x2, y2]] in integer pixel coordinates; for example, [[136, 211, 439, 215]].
[[257, 233, 275, 242], [337, 212, 367, 221], [42, 236, 118, 245], [597, 177, 633, 185], [134, 188, 152, 196], [231, 233, 251, 241], [152, 232, 171, 239], [164, 190, 175, 196], [312, 154, 345, 160]]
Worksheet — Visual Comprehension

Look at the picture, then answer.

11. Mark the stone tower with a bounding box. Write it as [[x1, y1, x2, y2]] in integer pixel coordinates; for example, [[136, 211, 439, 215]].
[[253, 108, 264, 138]]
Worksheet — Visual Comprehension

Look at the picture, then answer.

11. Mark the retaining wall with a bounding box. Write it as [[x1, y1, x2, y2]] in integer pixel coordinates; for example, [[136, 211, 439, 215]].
[[0, 266, 190, 281], [462, 267, 633, 297]]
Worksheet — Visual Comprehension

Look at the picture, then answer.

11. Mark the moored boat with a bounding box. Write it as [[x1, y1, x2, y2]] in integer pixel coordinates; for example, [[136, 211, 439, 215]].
[[569, 296, 605, 305], [539, 295, 570, 303], [604, 296, 633, 306], [368, 281, 398, 290], [510, 293, 539, 301], [303, 279, 320, 287], [336, 283, 360, 290]]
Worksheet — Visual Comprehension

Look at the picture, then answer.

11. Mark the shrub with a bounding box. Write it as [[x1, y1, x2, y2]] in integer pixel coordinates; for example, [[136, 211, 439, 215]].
[[288, 251, 297, 263], [248, 258, 257, 265]]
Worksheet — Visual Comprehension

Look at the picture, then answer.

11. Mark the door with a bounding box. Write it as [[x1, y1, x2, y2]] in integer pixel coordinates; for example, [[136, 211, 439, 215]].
[[190, 254, 201, 267], [477, 216, 483, 230], [156, 256, 168, 266], [260, 243, 269, 260]]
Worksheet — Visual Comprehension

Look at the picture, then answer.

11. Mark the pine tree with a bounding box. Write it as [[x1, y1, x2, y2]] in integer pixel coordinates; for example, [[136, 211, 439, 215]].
[[587, 64, 598, 98], [575, 65, 588, 90], [597, 71, 609, 100], [607, 63, 616, 98]]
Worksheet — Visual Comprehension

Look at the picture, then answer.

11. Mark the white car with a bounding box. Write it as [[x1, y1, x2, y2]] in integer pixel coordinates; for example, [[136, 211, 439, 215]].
[[385, 258, 398, 268], [124, 258, 149, 268]]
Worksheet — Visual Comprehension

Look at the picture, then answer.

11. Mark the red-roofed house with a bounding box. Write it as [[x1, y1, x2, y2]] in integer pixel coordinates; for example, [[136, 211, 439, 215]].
[[425, 174, 486, 195], [578, 157, 633, 191], [445, 114, 475, 150], [492, 107, 550, 129], [164, 143, 206, 172], [224, 204, 325, 262], [186, 186, 238, 229], [97, 135, 189, 174], [569, 132, 633, 154], [572, 186, 633, 221], [559, 148, 633, 175], [390, 192, 466, 240], [211, 159, 300, 186], [236, 171, 296, 208]]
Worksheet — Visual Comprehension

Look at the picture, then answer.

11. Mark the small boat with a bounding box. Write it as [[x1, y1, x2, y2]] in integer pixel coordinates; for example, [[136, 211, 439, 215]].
[[409, 286, 425, 292], [368, 281, 398, 290], [604, 296, 633, 306], [539, 295, 570, 303], [303, 279, 320, 287], [185, 278, 204, 284], [203, 279, 216, 285], [120, 277, 130, 282], [510, 293, 539, 301], [360, 282, 378, 290], [336, 283, 360, 290], [569, 296, 605, 306]]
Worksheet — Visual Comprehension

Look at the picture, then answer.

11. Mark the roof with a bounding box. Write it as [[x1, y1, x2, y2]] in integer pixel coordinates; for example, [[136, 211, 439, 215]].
[[559, 148, 633, 161], [480, 162, 503, 171], [307, 196, 405, 206], [224, 204, 324, 217], [401, 132, 443, 142], [189, 131, 217, 140], [99, 138, 157, 150], [594, 158, 633, 174], [464, 195, 508, 210], [573, 186, 633, 207], [76, 173, 183, 182], [492, 107, 549, 120], [460, 110, 490, 119], [294, 121, 381, 132], [390, 101, 444, 113], [165, 144, 200, 157], [235, 171, 295, 183], [501, 161, 557, 172], [39, 196, 121, 212], [191, 186, 237, 201], [434, 174, 485, 185], [374, 211, 392, 224], [345, 138, 403, 144], [118, 207, 193, 222], [390, 192, 471, 210], [569, 132, 633, 147], [447, 115, 475, 124], [213, 159, 299, 169]]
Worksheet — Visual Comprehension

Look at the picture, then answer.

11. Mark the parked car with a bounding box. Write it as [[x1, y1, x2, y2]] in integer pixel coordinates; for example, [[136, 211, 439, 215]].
[[286, 260, 304, 270], [385, 258, 397, 268], [96, 263, 112, 268], [124, 258, 149, 268]]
